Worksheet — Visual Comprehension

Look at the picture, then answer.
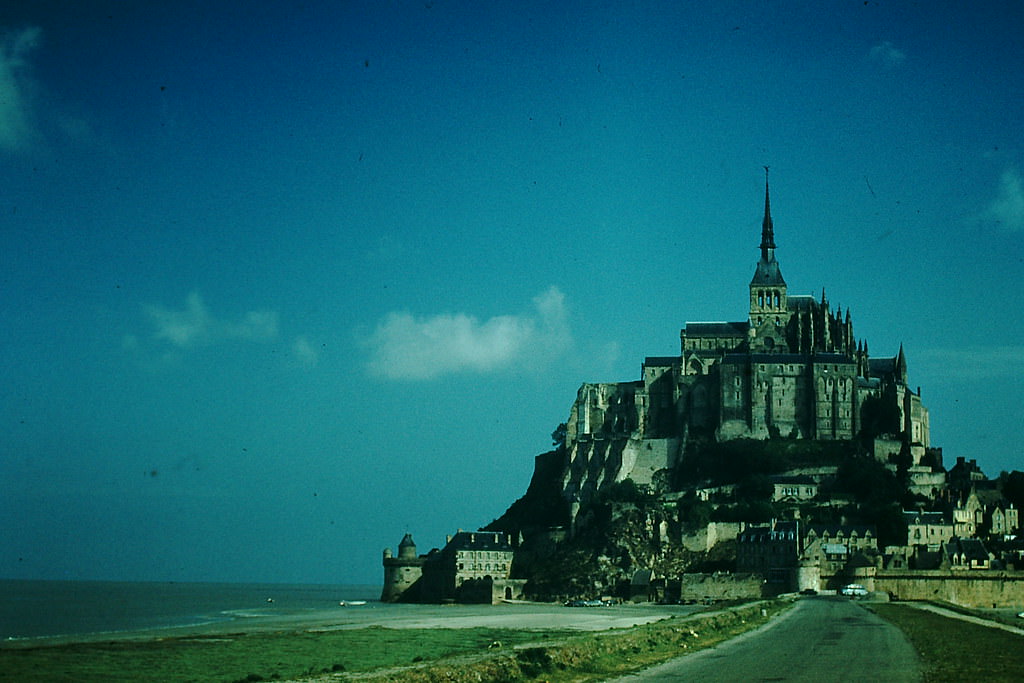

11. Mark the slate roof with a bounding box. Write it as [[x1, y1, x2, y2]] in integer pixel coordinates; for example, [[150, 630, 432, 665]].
[[720, 352, 857, 366], [751, 257, 786, 286], [770, 475, 817, 485], [684, 321, 750, 337], [903, 511, 950, 525], [722, 353, 801, 365], [444, 531, 512, 552], [787, 295, 817, 311], [945, 537, 990, 564], [739, 521, 799, 542], [805, 524, 875, 538], [869, 357, 897, 376]]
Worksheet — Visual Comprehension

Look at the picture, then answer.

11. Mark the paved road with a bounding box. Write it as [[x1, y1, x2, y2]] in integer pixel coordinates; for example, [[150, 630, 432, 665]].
[[610, 597, 921, 682]]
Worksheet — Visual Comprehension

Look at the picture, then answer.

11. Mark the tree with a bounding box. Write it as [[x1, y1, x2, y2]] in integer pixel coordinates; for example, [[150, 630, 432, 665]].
[[1000, 470, 1024, 509], [551, 422, 567, 451], [859, 384, 902, 442]]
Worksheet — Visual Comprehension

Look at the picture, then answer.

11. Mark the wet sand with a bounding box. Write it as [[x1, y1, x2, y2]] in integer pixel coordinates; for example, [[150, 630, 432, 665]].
[[4, 601, 699, 648]]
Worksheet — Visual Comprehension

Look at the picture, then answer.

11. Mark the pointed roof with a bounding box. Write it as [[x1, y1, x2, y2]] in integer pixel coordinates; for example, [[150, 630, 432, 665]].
[[751, 168, 786, 286], [896, 344, 908, 382], [760, 166, 776, 257]]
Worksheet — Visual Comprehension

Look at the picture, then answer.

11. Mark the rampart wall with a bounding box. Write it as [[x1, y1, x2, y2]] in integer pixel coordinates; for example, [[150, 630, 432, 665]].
[[671, 573, 763, 602], [875, 570, 1024, 608], [681, 522, 743, 553]]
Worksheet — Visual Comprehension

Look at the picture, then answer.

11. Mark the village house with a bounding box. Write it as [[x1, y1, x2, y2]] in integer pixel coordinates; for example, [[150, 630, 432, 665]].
[[381, 530, 525, 604]]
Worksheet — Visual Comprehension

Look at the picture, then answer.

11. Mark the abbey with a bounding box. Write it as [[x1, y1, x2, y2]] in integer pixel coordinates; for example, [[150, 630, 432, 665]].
[[563, 176, 929, 503]]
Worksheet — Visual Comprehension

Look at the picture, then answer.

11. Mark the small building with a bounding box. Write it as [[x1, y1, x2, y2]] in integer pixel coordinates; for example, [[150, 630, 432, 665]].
[[986, 503, 1019, 538], [736, 520, 799, 588], [737, 521, 879, 593], [952, 490, 985, 538], [904, 510, 954, 550], [943, 537, 992, 570], [802, 525, 877, 589], [770, 475, 818, 503], [381, 530, 525, 604]]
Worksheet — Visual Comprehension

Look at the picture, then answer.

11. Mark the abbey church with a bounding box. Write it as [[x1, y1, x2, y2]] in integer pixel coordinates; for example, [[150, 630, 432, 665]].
[[563, 176, 930, 503]]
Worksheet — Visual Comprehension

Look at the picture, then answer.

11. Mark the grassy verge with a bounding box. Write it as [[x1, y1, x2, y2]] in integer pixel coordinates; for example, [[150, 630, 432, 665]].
[[0, 601, 791, 683], [0, 626, 576, 683], [347, 600, 792, 683], [870, 603, 1024, 683]]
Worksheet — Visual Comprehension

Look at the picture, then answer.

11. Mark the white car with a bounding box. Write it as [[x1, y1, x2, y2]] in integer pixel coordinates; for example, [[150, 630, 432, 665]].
[[840, 584, 869, 597]]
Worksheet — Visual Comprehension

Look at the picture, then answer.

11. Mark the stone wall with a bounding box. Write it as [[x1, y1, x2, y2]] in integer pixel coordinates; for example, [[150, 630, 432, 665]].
[[875, 570, 1024, 608], [681, 522, 743, 553], [618, 438, 678, 486], [671, 573, 763, 602]]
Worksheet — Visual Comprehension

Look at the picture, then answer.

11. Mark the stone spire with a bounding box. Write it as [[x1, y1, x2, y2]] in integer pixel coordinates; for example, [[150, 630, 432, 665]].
[[760, 166, 776, 261], [751, 168, 785, 287], [896, 344, 908, 384]]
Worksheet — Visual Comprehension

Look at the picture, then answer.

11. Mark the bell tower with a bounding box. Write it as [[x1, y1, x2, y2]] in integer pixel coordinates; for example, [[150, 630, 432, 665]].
[[749, 168, 788, 350]]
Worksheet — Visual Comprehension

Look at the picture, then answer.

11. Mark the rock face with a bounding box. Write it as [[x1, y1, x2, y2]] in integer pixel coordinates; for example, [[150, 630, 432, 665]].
[[487, 467, 738, 600]]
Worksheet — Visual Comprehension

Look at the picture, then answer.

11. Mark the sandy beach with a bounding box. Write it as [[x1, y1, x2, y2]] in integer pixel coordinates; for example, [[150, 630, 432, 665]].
[[302, 601, 698, 632], [4, 601, 699, 648]]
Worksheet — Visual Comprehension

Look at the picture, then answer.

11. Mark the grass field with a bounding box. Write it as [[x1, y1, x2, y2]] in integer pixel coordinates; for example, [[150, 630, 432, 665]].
[[0, 626, 576, 683], [339, 601, 791, 683], [0, 601, 789, 683], [870, 604, 1024, 683]]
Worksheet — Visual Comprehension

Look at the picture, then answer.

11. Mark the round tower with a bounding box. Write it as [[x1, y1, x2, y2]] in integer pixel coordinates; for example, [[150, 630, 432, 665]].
[[381, 533, 425, 602], [398, 532, 417, 559]]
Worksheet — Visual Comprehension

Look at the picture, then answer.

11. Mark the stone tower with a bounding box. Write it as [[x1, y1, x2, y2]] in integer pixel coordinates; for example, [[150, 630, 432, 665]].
[[380, 533, 424, 602], [748, 168, 788, 351]]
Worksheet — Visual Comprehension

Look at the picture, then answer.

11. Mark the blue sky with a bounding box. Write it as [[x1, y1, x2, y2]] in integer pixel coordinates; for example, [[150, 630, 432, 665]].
[[2, 1, 1023, 585]]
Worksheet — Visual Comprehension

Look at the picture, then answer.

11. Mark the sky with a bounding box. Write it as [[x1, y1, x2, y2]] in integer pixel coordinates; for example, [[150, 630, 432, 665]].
[[2, 1, 1023, 585]]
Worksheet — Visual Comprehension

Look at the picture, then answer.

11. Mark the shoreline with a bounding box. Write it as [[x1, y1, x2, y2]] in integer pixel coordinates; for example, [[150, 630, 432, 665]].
[[1, 601, 700, 649]]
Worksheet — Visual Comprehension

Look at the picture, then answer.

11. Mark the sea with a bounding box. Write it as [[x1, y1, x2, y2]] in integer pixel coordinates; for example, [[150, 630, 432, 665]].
[[0, 580, 381, 641]]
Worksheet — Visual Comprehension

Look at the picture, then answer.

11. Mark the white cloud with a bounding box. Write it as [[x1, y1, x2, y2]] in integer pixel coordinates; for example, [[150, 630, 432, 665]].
[[366, 286, 572, 380], [144, 291, 278, 348], [0, 26, 41, 152], [868, 41, 906, 68], [982, 168, 1024, 231], [292, 336, 320, 368]]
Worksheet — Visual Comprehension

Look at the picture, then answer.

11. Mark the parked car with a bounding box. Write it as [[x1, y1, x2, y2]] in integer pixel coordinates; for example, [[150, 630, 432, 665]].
[[840, 583, 869, 597]]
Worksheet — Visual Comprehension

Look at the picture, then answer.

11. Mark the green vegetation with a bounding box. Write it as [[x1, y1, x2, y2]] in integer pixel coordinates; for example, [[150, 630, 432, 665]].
[[356, 600, 791, 682], [0, 602, 794, 683], [999, 470, 1024, 509], [674, 438, 857, 488], [0, 626, 576, 683], [870, 604, 1024, 683]]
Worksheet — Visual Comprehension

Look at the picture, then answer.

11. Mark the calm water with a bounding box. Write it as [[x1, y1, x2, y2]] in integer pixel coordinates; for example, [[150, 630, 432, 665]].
[[0, 580, 380, 640]]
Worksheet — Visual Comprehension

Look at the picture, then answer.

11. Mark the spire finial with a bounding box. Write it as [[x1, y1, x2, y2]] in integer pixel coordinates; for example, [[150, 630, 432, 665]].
[[760, 166, 775, 258]]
